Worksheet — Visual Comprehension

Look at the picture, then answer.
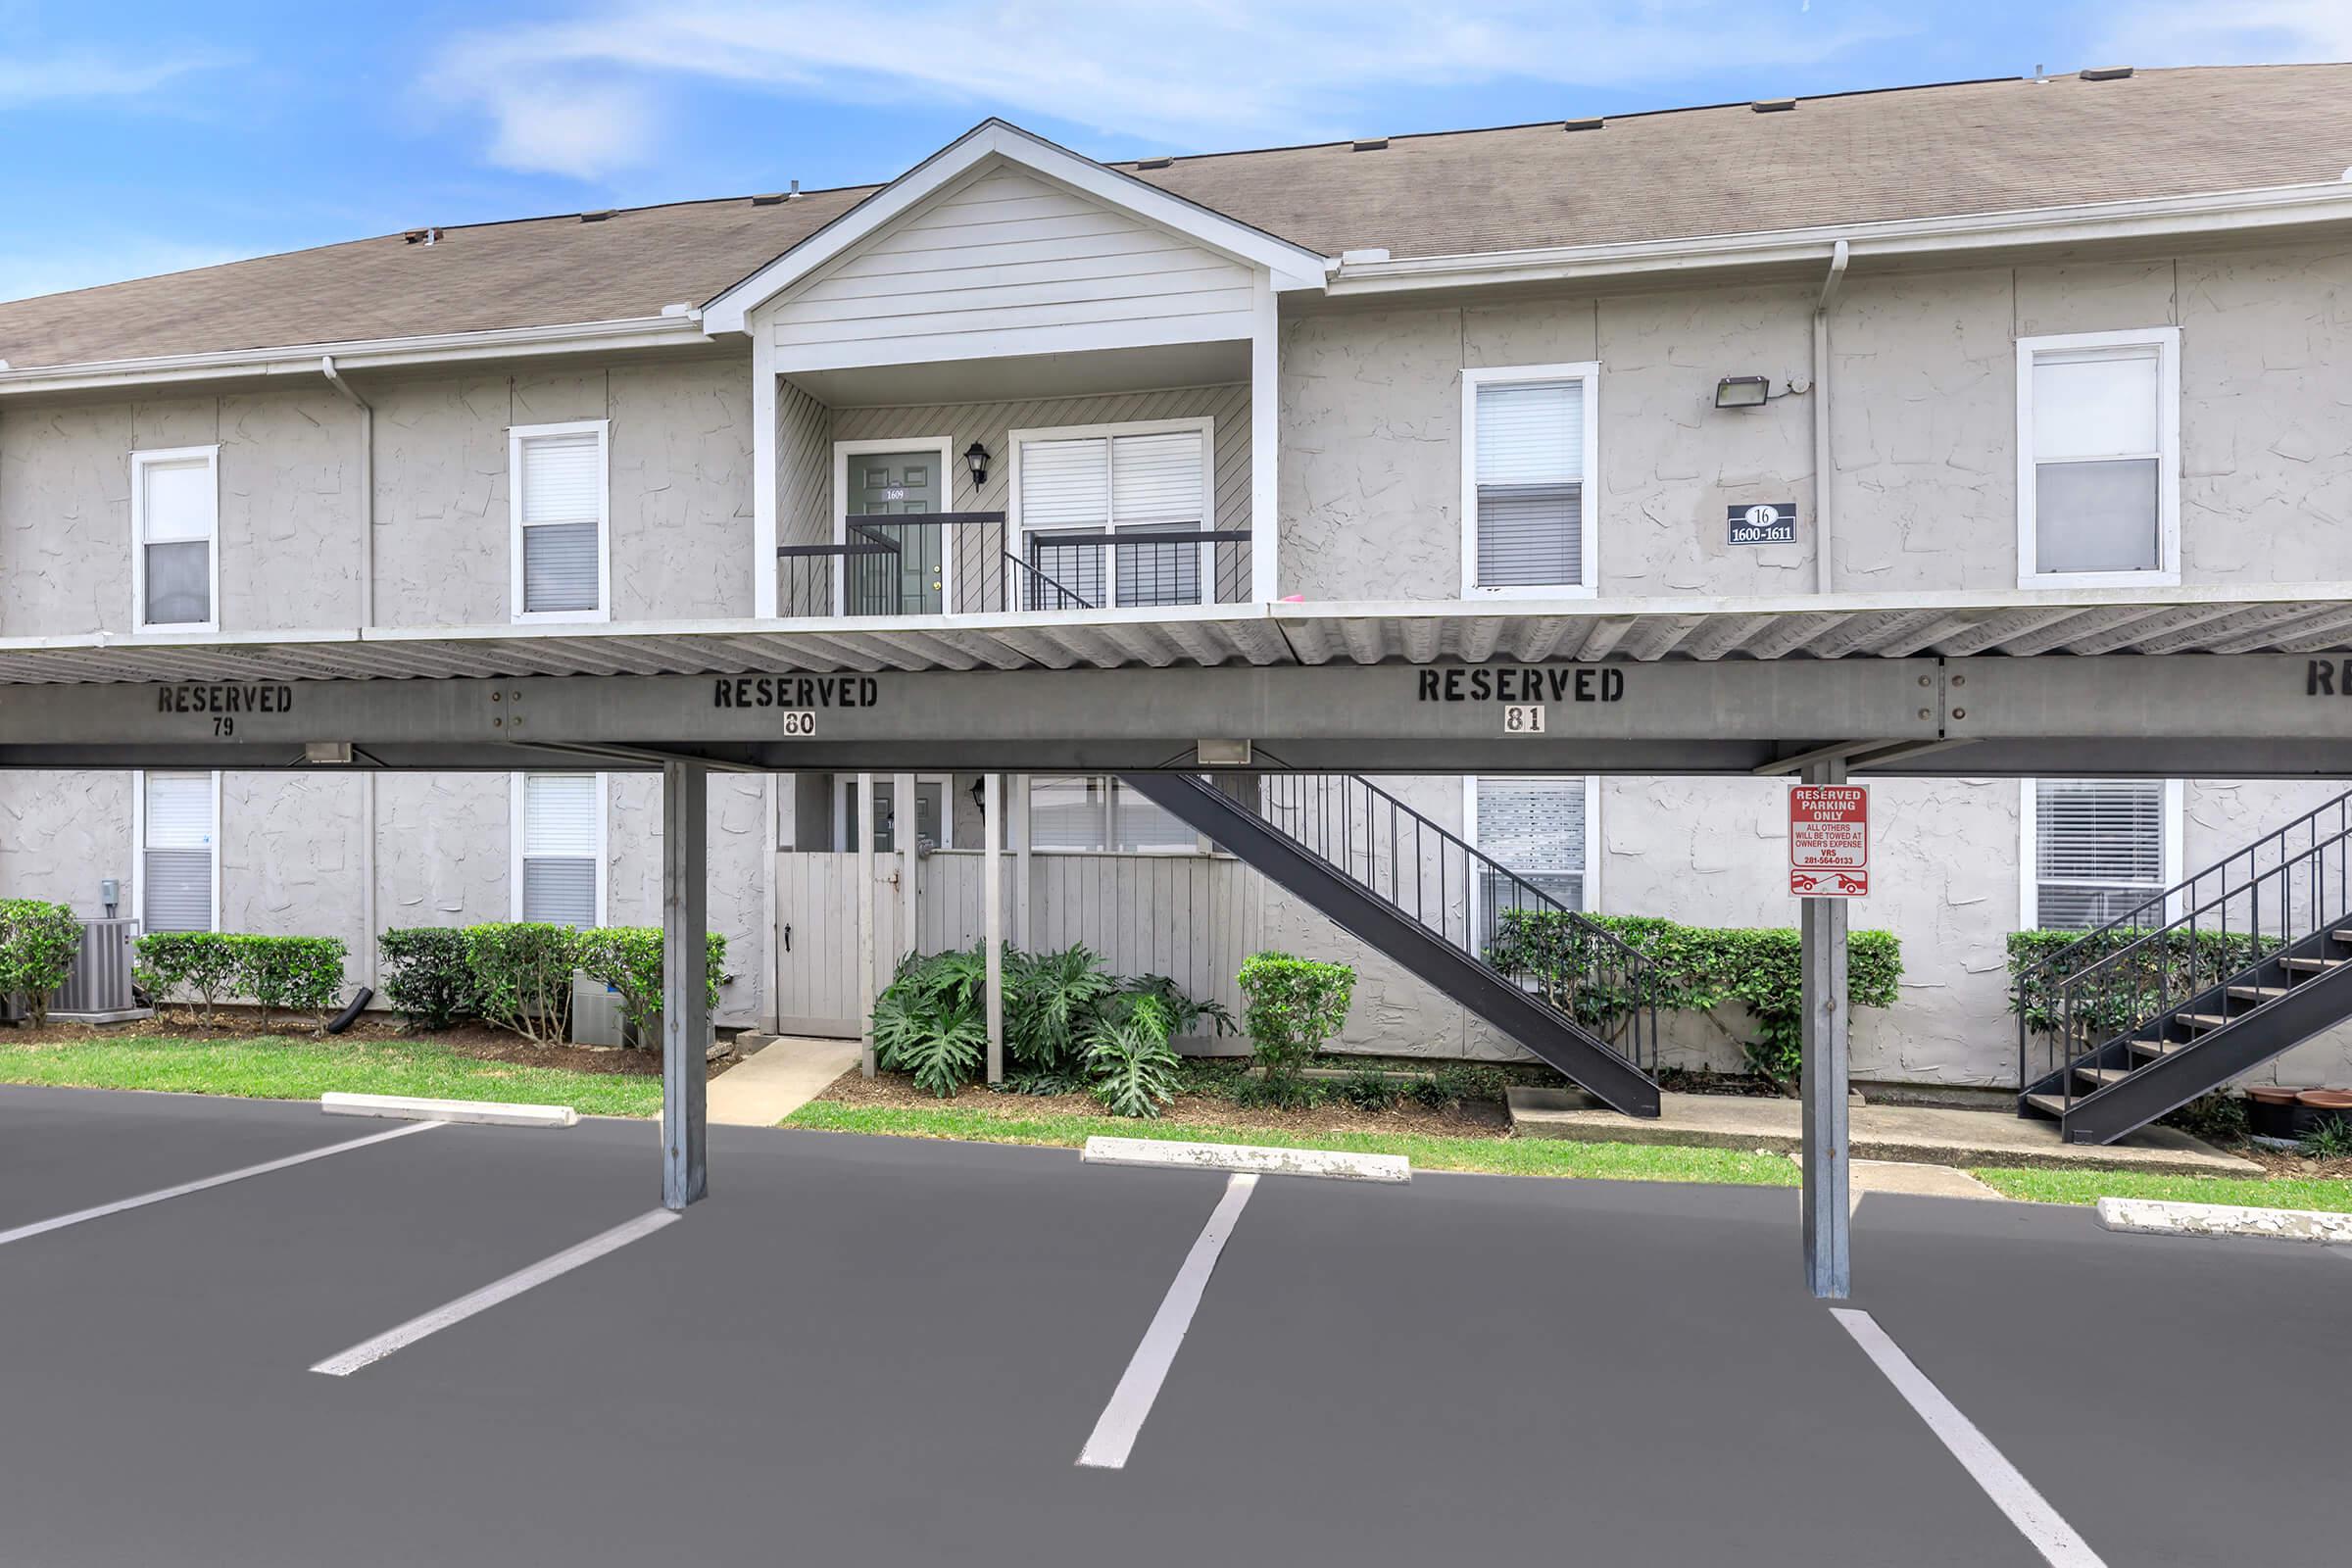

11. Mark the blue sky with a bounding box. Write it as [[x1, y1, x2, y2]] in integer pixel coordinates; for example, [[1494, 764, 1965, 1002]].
[[1, 0, 2344, 304]]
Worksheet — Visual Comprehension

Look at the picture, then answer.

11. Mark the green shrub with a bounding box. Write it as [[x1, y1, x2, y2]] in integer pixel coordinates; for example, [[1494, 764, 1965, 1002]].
[[575, 925, 727, 1049], [2008, 928, 2273, 1048], [2162, 1091, 2249, 1146], [2302, 1114, 2352, 1158], [1487, 911, 1902, 1091], [1409, 1061, 1511, 1109], [874, 943, 1224, 1111], [464, 923, 580, 1047], [0, 899, 83, 1027], [1230, 1071, 1328, 1110], [231, 935, 348, 1031], [134, 932, 242, 1027], [1238, 953, 1357, 1088], [1336, 1065, 1401, 1111], [1086, 991, 1185, 1118], [873, 949, 988, 1096], [377, 927, 479, 1031]]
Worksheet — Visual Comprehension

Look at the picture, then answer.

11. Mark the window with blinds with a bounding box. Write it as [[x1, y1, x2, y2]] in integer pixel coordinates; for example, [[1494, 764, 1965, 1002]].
[[2019, 329, 2177, 582], [1017, 423, 1207, 609], [1466, 370, 1592, 593], [2031, 778, 2170, 930], [513, 424, 607, 618], [141, 771, 216, 933], [1472, 778, 1589, 942], [519, 772, 601, 927], [134, 449, 217, 629], [1028, 776, 1197, 853]]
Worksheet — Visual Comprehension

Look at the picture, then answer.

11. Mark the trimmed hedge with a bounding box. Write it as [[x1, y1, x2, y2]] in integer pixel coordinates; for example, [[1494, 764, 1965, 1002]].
[[134, 932, 350, 1030], [1238, 952, 1357, 1087], [1486, 911, 1903, 1089], [0, 899, 82, 1027], [376, 923, 728, 1046], [2007, 927, 2275, 1042]]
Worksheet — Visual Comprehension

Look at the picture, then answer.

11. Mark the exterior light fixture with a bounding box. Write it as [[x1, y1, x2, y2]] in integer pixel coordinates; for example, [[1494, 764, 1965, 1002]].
[[964, 441, 991, 488], [969, 775, 987, 814], [1713, 375, 1772, 410]]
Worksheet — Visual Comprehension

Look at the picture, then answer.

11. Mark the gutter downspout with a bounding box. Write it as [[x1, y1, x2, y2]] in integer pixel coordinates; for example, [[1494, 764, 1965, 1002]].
[[1812, 239, 1849, 596], [321, 356, 379, 993]]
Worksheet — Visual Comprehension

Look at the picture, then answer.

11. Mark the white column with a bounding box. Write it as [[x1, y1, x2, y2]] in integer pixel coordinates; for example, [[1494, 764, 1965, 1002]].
[[752, 332, 778, 617], [1011, 772, 1033, 952], [1800, 758, 1850, 1298], [661, 760, 710, 1211], [1250, 275, 1280, 604], [984, 771, 1004, 1086], [858, 771, 876, 1078], [894, 771, 919, 962]]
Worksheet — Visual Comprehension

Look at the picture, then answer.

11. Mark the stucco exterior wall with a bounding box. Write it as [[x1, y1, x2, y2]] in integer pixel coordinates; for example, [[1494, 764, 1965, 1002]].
[[0, 770, 135, 914], [1277, 238, 2352, 602]]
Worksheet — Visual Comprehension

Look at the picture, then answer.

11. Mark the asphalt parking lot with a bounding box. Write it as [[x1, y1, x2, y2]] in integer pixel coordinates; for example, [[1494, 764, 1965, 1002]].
[[0, 1082, 2343, 1567]]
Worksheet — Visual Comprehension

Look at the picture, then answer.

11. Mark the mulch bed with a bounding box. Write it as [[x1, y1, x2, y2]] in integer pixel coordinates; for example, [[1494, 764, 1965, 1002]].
[[2232, 1143, 2352, 1181], [0, 1012, 736, 1080], [815, 1067, 1514, 1139]]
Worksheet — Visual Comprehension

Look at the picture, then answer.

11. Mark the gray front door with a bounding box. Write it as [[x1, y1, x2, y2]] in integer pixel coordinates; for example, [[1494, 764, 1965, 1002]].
[[847, 449, 945, 614]]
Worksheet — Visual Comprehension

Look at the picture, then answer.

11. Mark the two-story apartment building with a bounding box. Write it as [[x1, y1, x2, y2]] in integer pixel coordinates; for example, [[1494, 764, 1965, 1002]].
[[6, 64, 2352, 1099]]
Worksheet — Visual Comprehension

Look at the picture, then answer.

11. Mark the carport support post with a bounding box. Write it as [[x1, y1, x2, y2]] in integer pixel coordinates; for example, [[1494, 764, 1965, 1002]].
[[1799, 759, 1851, 1298], [858, 772, 876, 1078], [662, 759, 710, 1211], [984, 771, 1004, 1085]]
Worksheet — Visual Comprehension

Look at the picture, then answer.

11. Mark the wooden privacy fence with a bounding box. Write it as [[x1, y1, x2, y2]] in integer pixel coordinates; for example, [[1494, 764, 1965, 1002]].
[[774, 849, 1259, 1040]]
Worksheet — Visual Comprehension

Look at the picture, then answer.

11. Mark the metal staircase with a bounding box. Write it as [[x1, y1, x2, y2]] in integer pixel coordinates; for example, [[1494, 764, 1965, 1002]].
[[1118, 772, 1662, 1116], [2017, 787, 2352, 1144]]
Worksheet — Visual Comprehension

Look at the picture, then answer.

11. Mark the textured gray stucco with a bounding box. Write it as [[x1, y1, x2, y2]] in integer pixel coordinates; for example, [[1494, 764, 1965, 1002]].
[[0, 770, 134, 914]]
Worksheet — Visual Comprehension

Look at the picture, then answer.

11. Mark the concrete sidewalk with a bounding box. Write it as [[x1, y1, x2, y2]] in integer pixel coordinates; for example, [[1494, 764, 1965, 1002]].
[[707, 1035, 860, 1126], [1509, 1087, 2260, 1176]]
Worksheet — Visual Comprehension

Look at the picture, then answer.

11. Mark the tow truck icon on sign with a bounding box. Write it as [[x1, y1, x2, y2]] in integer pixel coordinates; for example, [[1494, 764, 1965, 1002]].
[[1788, 870, 1867, 896]]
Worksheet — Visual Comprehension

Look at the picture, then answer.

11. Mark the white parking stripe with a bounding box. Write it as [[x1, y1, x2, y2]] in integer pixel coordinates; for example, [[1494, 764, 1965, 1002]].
[[1077, 1172, 1257, 1471], [1832, 1308, 2108, 1568], [0, 1120, 443, 1250], [311, 1208, 680, 1377]]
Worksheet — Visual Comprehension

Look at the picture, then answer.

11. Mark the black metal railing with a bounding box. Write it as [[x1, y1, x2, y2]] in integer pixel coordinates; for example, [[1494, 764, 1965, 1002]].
[[1252, 772, 1660, 1074], [777, 514, 1253, 616], [2015, 786, 2352, 1109]]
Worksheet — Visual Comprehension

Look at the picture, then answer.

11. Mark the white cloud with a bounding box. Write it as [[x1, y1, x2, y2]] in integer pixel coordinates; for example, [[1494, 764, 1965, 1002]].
[[0, 239, 249, 305], [427, 1, 1904, 178], [0, 47, 226, 108], [2103, 0, 2352, 66]]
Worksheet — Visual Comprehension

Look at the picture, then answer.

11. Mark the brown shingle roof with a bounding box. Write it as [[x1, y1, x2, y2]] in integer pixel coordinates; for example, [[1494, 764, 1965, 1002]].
[[4, 65, 2348, 370]]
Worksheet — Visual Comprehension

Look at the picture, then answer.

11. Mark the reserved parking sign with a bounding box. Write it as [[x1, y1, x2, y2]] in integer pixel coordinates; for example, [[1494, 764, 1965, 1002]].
[[1788, 784, 1869, 898]]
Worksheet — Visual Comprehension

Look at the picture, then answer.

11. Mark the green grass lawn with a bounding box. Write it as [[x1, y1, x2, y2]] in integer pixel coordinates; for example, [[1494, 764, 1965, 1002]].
[[1969, 1165, 2352, 1213], [782, 1100, 1803, 1185], [786, 1100, 2352, 1212], [0, 1034, 666, 1118]]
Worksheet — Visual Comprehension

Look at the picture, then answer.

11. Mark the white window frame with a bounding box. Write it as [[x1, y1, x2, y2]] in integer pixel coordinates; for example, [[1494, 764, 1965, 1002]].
[[832, 435, 957, 617], [509, 418, 612, 624], [2015, 326, 2181, 590], [2019, 777, 2184, 930], [510, 770, 610, 926], [833, 772, 955, 852], [1024, 774, 1207, 856], [1007, 416, 1216, 611], [131, 768, 222, 933], [130, 445, 221, 633], [1461, 363, 1600, 600], [1464, 774, 1601, 934]]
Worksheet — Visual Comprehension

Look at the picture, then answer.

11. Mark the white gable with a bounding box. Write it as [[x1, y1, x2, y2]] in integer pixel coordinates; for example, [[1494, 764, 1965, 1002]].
[[764, 162, 1261, 372]]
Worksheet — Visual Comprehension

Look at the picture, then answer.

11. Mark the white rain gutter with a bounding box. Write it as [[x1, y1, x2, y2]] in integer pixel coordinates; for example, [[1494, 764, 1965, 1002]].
[[1813, 239, 1848, 596], [1324, 180, 2352, 297], [320, 354, 379, 993]]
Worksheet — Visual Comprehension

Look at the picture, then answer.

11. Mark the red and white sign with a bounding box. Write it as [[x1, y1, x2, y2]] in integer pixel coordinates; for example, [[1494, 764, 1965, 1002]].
[[1788, 784, 1870, 899]]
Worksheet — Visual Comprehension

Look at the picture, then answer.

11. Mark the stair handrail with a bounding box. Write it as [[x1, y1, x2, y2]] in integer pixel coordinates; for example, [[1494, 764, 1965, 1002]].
[[2016, 798, 2352, 1110], [1250, 770, 1663, 1073], [2015, 783, 2352, 995]]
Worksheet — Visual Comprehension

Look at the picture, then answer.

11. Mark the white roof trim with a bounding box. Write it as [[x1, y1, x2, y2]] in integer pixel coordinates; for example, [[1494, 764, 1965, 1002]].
[[1328, 179, 2352, 296], [0, 315, 712, 397], [701, 119, 1331, 334]]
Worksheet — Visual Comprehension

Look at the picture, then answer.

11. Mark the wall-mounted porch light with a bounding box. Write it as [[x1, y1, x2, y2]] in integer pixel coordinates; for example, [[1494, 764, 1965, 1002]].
[[964, 441, 991, 489], [1713, 375, 1773, 410]]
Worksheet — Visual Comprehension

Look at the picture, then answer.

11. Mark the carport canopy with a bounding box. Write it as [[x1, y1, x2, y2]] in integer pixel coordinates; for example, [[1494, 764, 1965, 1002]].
[[8, 583, 2352, 1298]]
